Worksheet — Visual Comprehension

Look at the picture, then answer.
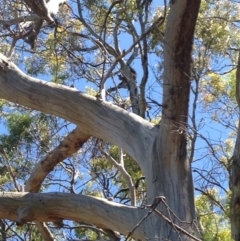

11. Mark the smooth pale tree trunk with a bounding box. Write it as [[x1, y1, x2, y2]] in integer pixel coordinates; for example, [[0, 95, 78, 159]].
[[142, 0, 201, 239], [0, 0, 201, 240]]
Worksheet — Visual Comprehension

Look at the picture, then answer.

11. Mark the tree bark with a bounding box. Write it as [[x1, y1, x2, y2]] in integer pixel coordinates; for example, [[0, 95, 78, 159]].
[[0, 0, 202, 240], [231, 126, 240, 241], [25, 127, 90, 192], [22, 0, 55, 24], [0, 49, 156, 241], [25, 127, 90, 241], [0, 53, 157, 172], [231, 52, 240, 241], [143, 0, 201, 239], [0, 192, 145, 240]]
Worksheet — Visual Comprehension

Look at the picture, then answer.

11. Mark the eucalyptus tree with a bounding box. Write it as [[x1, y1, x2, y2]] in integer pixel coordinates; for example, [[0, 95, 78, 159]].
[[1, 0, 239, 241]]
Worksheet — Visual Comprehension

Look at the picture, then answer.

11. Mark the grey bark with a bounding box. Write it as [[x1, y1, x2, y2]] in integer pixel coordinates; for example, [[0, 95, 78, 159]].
[[0, 192, 145, 240], [145, 0, 201, 239], [0, 0, 201, 240]]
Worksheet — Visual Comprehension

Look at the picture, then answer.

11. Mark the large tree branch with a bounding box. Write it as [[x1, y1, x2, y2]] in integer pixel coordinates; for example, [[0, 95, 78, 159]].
[[25, 127, 90, 192], [0, 192, 145, 240], [22, 0, 55, 24], [0, 53, 157, 171], [0, 14, 40, 27], [25, 127, 90, 241]]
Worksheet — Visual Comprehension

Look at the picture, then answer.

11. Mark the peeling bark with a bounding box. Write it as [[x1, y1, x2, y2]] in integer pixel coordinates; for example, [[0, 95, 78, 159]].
[[25, 127, 90, 192], [25, 127, 90, 241]]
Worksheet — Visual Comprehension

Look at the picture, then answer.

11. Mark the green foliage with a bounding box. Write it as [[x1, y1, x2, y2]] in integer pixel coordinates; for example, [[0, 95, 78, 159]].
[[16, 224, 44, 241], [4, 113, 33, 148], [196, 1, 240, 53], [89, 145, 145, 203], [201, 72, 236, 105], [149, 6, 165, 48], [196, 190, 232, 241], [0, 112, 54, 155], [109, 146, 144, 187], [74, 226, 98, 241]]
